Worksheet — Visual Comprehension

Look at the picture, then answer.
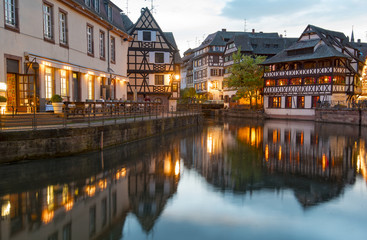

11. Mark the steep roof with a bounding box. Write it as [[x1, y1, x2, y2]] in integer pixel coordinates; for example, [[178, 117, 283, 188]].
[[262, 25, 357, 65], [71, 0, 132, 34], [164, 32, 183, 64]]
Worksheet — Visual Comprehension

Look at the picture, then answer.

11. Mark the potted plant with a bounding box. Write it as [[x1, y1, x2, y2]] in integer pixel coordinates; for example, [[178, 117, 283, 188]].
[[51, 94, 64, 114]]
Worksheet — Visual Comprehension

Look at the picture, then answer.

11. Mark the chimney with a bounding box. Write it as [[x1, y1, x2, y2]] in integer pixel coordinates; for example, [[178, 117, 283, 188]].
[[252, 29, 255, 34], [358, 39, 361, 43], [280, 34, 283, 38], [222, 29, 226, 32]]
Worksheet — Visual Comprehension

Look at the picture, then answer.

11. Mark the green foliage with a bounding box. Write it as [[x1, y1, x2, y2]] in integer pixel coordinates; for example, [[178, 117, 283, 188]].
[[51, 94, 63, 103], [179, 87, 200, 103], [0, 96, 6, 102], [224, 48, 266, 103]]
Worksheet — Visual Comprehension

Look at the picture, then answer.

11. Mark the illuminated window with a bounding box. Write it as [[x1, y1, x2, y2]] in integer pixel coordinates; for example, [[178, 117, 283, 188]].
[[43, 3, 53, 39], [269, 96, 281, 108], [285, 96, 292, 108], [277, 79, 288, 86], [290, 78, 302, 85], [297, 96, 305, 108], [318, 76, 331, 84], [60, 70, 68, 97], [333, 76, 345, 85], [312, 96, 320, 108], [304, 77, 315, 85], [265, 79, 276, 86], [45, 67, 53, 99]]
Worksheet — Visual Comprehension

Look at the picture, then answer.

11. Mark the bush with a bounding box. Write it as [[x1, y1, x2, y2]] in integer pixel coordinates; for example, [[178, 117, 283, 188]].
[[0, 96, 6, 102], [51, 94, 63, 103]]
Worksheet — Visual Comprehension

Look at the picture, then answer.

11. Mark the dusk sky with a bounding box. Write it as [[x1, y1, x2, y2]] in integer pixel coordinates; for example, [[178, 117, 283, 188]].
[[116, 0, 367, 54]]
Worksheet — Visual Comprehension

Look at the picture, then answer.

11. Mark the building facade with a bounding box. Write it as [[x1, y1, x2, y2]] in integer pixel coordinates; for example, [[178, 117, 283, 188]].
[[222, 31, 296, 108], [0, 0, 131, 112], [262, 25, 365, 118], [126, 8, 181, 110]]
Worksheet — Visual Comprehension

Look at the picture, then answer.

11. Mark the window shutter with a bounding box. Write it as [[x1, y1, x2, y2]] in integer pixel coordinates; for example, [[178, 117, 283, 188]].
[[151, 31, 156, 41], [138, 31, 143, 41], [149, 52, 155, 63], [164, 52, 170, 64]]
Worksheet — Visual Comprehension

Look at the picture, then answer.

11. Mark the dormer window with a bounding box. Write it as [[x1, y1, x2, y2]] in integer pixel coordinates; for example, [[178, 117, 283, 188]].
[[107, 5, 112, 22], [85, 0, 91, 7], [94, 0, 100, 12]]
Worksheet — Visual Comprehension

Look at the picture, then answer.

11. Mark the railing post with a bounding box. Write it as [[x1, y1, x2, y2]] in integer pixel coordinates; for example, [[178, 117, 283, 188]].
[[102, 103, 105, 126], [33, 107, 36, 130]]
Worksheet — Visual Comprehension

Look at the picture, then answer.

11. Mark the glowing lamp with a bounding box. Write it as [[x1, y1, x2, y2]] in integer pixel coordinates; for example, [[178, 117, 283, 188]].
[[174, 74, 180, 80], [0, 82, 7, 91]]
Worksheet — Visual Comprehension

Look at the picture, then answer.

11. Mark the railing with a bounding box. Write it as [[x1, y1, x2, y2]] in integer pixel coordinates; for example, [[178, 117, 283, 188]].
[[317, 100, 367, 110], [0, 101, 202, 131]]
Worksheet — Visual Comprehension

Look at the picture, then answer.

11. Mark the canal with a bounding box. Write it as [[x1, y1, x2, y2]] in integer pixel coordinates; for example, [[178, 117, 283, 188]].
[[0, 119, 367, 240]]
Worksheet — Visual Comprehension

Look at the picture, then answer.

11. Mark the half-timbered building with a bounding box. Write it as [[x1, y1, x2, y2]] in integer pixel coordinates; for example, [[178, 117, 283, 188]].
[[180, 48, 194, 90], [262, 25, 365, 118], [0, 0, 131, 112], [126, 8, 181, 110], [222, 31, 296, 108]]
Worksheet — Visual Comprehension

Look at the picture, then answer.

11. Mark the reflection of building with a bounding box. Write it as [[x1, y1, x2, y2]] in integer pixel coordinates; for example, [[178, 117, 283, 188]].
[[262, 25, 365, 118], [128, 148, 180, 232], [0, 167, 129, 240], [0, 0, 131, 112]]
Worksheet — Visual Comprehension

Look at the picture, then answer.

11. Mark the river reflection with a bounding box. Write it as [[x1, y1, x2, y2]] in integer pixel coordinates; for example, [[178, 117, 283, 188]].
[[1, 119, 367, 240]]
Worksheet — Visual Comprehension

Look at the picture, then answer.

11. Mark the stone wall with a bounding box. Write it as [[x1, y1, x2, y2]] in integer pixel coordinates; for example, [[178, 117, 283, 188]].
[[315, 109, 361, 125], [0, 115, 203, 163]]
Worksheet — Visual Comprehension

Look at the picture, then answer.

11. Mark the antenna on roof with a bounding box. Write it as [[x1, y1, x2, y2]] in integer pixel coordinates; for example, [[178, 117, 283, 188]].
[[125, 0, 130, 15], [145, 0, 156, 13], [244, 19, 247, 32], [284, 30, 287, 37]]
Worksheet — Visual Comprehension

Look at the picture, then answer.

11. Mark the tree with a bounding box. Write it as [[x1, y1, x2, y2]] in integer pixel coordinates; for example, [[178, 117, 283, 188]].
[[224, 48, 266, 108], [179, 87, 197, 104]]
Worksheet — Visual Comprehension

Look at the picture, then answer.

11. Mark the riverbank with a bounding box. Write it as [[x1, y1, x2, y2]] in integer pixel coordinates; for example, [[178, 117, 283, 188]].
[[0, 114, 203, 163]]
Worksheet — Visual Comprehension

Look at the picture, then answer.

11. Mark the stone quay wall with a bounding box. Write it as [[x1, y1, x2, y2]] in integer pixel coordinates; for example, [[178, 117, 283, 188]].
[[0, 115, 203, 163], [315, 109, 361, 125]]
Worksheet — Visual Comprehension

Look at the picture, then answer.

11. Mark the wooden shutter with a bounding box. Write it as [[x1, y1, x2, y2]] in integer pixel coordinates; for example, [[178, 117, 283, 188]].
[[149, 52, 155, 63], [137, 31, 143, 41], [151, 31, 156, 41], [164, 52, 170, 64]]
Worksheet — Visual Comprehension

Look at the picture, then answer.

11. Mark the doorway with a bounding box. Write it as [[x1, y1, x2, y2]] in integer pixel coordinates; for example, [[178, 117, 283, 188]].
[[72, 72, 81, 102]]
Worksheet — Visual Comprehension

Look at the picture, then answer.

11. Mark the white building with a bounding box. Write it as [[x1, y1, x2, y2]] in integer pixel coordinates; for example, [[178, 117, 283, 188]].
[[0, 0, 132, 112]]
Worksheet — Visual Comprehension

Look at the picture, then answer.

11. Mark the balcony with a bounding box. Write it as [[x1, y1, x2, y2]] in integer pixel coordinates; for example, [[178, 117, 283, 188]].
[[264, 67, 347, 78]]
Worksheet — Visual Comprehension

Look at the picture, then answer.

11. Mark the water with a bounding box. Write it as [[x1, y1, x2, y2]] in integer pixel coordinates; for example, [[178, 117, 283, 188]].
[[0, 119, 367, 240]]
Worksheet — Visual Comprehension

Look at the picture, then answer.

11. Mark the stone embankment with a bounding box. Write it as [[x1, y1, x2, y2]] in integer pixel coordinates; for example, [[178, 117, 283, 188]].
[[0, 114, 202, 163]]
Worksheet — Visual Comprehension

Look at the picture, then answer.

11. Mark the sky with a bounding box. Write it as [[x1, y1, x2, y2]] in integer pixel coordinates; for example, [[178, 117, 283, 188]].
[[114, 0, 367, 55]]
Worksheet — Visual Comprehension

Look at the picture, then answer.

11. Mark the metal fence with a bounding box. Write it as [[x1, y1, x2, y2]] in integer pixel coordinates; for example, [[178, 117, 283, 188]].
[[0, 102, 202, 131], [317, 100, 367, 110]]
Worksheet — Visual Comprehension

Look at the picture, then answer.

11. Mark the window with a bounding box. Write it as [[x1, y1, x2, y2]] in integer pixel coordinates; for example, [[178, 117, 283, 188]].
[[269, 96, 281, 108], [100, 31, 105, 59], [333, 76, 345, 85], [143, 31, 151, 41], [4, 0, 18, 29], [265, 79, 276, 86], [63, 223, 71, 240], [312, 96, 320, 108], [59, 11, 68, 45], [87, 24, 94, 55], [45, 67, 53, 99], [48, 232, 58, 240], [277, 79, 288, 86], [318, 76, 331, 84], [89, 206, 96, 236], [290, 78, 302, 85], [94, 0, 100, 12], [213, 55, 219, 63], [285, 96, 292, 108], [297, 96, 305, 108], [304, 77, 315, 85], [107, 5, 112, 21], [85, 0, 91, 7], [112, 192, 117, 216], [60, 70, 68, 97], [43, 2, 53, 40], [155, 75, 164, 85], [110, 36, 115, 63], [102, 198, 107, 226], [155, 53, 164, 64]]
